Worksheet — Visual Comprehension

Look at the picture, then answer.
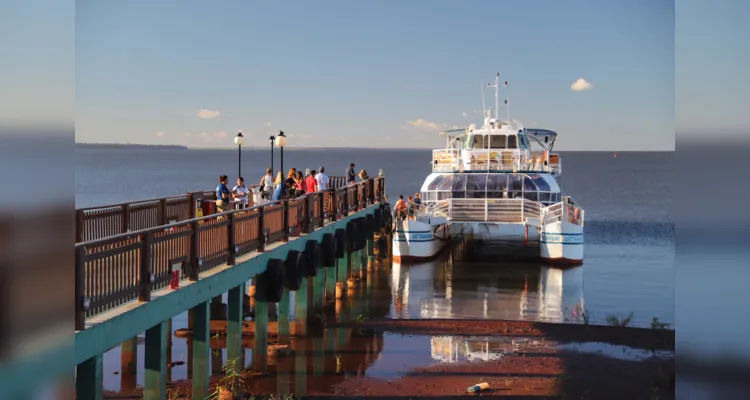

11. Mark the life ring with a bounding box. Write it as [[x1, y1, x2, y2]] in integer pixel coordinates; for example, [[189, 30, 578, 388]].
[[320, 233, 336, 268], [303, 240, 321, 277], [255, 259, 285, 303], [282, 252, 304, 291]]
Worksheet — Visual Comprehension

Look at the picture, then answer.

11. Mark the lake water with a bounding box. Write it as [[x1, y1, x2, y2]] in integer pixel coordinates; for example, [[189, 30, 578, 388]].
[[75, 148, 675, 391]]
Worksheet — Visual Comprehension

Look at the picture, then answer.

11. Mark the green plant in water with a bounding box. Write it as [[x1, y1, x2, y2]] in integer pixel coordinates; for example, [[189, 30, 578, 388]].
[[355, 314, 367, 324], [605, 312, 634, 327], [208, 357, 245, 400], [650, 317, 671, 330]]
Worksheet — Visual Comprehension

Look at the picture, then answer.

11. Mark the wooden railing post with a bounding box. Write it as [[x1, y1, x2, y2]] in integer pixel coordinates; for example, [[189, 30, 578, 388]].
[[121, 204, 129, 233], [227, 212, 236, 265], [187, 193, 195, 219], [282, 200, 290, 242], [318, 193, 325, 228], [139, 232, 153, 302], [305, 195, 314, 233], [159, 198, 167, 225], [257, 207, 265, 253], [342, 188, 349, 217], [330, 189, 338, 222], [75, 210, 84, 242], [190, 220, 201, 281], [75, 246, 86, 331]]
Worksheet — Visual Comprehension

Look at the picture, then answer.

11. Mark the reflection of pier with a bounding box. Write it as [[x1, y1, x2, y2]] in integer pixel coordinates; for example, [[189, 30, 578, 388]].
[[431, 336, 522, 363], [391, 241, 584, 322]]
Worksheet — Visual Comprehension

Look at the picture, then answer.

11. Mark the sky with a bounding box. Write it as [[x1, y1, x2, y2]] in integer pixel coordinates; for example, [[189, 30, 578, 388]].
[[68, 0, 679, 150]]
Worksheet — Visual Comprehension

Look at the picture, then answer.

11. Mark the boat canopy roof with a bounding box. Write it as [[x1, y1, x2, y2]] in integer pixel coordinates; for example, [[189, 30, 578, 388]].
[[524, 129, 557, 150]]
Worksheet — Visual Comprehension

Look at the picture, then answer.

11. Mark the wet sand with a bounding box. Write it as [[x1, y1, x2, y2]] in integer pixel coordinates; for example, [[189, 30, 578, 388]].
[[104, 319, 674, 399]]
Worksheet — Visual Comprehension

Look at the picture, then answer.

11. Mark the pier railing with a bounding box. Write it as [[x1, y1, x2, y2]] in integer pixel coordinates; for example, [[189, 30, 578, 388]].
[[75, 175, 352, 243], [74, 177, 385, 330]]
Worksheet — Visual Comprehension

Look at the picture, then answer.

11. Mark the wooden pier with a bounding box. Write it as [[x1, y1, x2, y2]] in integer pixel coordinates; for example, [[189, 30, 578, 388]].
[[74, 176, 392, 399]]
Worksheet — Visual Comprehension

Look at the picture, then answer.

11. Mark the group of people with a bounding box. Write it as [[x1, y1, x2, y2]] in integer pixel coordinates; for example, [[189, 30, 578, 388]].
[[393, 193, 422, 220], [214, 162, 372, 212]]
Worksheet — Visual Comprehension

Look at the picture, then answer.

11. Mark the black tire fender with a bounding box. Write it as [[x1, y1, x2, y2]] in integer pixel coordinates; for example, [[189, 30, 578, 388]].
[[283, 251, 305, 291], [255, 258, 285, 303], [303, 240, 321, 277], [320, 232, 336, 268], [334, 228, 347, 258]]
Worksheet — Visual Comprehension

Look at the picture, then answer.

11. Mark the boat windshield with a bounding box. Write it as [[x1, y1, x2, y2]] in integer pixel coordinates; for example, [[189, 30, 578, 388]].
[[466, 134, 521, 149]]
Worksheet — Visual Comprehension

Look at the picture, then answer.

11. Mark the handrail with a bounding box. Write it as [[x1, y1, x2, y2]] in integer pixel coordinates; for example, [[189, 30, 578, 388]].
[[420, 196, 584, 227], [431, 148, 562, 174], [74, 177, 385, 330]]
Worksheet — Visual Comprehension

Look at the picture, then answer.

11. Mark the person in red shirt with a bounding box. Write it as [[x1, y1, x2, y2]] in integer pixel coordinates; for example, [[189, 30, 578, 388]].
[[305, 170, 318, 193]]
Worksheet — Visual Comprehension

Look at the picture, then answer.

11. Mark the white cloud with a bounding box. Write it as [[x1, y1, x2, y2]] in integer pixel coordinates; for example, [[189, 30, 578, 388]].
[[462, 112, 467, 117], [155, 130, 165, 137], [385, 136, 392, 141], [213, 130, 227, 138], [184, 132, 192, 137], [403, 118, 448, 132], [264, 122, 272, 127], [199, 132, 212, 142], [196, 109, 221, 119], [570, 78, 594, 91]]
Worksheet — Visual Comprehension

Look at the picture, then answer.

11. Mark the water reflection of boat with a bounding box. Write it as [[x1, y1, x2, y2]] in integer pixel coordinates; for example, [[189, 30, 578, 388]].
[[391, 251, 584, 323], [430, 336, 526, 363]]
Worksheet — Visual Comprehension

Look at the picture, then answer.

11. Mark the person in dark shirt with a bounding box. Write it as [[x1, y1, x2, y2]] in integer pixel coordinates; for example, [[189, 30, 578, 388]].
[[346, 163, 356, 184], [414, 192, 422, 206], [216, 175, 231, 212]]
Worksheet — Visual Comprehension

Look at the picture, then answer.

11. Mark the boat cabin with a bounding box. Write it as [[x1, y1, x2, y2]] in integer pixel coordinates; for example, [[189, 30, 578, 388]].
[[420, 172, 562, 206]]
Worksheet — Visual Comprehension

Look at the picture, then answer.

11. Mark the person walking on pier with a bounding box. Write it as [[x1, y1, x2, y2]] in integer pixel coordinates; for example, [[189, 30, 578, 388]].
[[272, 172, 286, 201], [346, 163, 356, 185], [232, 177, 249, 209], [216, 175, 231, 212], [295, 170, 306, 196]]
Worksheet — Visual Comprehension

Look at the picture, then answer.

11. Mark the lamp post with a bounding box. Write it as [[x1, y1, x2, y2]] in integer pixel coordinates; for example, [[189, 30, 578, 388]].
[[275, 131, 287, 177], [269, 135, 276, 172], [234, 131, 245, 177]]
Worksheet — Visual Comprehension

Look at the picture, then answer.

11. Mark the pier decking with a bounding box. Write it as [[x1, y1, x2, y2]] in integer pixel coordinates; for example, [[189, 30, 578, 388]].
[[74, 177, 390, 399]]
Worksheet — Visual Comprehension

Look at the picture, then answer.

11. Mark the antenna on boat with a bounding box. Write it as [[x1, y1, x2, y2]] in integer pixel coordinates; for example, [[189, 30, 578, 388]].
[[495, 73, 500, 121], [504, 80, 510, 122], [481, 80, 486, 117]]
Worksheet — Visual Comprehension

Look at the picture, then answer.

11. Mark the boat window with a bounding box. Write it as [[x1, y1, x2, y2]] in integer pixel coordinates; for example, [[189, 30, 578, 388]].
[[523, 192, 538, 201], [509, 174, 524, 192], [486, 174, 509, 191], [427, 175, 445, 191], [522, 175, 537, 192], [465, 174, 488, 192], [507, 135, 517, 149], [539, 192, 551, 203], [528, 174, 550, 191], [436, 175, 454, 191], [489, 135, 506, 149], [471, 135, 485, 149], [451, 174, 467, 192], [517, 134, 530, 150]]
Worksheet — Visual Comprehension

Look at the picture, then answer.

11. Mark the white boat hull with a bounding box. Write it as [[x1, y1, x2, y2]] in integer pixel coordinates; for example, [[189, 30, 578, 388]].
[[392, 219, 450, 262], [540, 220, 584, 265]]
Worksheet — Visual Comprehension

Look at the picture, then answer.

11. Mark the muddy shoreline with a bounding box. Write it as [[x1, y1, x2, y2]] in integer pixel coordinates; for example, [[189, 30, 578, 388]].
[[104, 318, 675, 399]]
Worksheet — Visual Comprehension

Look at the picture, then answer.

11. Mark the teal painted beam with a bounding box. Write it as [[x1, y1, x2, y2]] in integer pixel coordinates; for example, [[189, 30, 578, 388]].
[[278, 289, 291, 345], [144, 322, 167, 400], [75, 206, 378, 366], [294, 277, 308, 337], [312, 271, 325, 312], [75, 354, 103, 400], [253, 299, 269, 372], [336, 256, 347, 283], [191, 302, 210, 399], [226, 285, 243, 368]]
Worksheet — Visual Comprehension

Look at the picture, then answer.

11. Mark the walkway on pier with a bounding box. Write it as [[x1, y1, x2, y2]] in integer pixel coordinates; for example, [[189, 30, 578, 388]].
[[74, 177, 391, 399]]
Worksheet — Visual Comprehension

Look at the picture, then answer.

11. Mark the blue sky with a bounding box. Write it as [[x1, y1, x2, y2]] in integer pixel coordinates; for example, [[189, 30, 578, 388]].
[[73, 0, 680, 150]]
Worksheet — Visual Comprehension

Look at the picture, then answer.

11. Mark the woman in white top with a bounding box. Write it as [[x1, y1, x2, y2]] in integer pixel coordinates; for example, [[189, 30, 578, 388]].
[[232, 176, 250, 209], [259, 168, 274, 203]]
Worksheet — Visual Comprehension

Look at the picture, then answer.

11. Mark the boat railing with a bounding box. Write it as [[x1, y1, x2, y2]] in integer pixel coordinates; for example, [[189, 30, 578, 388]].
[[431, 149, 562, 174], [424, 196, 584, 226]]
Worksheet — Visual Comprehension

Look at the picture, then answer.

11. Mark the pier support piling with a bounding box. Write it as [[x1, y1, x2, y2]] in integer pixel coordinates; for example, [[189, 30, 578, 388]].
[[253, 298, 269, 372], [278, 288, 291, 344], [227, 285, 243, 369], [191, 302, 210, 399], [76, 355, 103, 400], [144, 321, 168, 400], [120, 336, 138, 390]]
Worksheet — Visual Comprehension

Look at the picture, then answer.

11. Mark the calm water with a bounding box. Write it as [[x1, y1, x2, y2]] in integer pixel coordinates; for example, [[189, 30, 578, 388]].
[[75, 148, 675, 391]]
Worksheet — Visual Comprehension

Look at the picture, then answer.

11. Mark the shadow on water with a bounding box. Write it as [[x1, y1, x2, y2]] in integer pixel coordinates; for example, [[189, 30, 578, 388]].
[[102, 239, 673, 398]]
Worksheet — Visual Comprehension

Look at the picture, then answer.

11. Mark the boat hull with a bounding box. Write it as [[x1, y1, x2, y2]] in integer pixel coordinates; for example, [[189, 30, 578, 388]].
[[392, 219, 450, 262], [540, 220, 584, 265]]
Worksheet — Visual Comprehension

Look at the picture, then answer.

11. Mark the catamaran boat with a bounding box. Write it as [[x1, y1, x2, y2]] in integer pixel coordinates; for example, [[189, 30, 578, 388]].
[[392, 74, 585, 265]]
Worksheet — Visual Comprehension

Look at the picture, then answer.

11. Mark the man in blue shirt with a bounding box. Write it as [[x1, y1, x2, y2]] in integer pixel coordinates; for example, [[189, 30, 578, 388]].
[[216, 175, 231, 212], [346, 163, 356, 184]]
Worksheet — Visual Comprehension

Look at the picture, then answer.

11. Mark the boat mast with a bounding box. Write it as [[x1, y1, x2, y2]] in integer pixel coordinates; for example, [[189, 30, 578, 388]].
[[504, 80, 510, 122], [494, 72, 499, 121]]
